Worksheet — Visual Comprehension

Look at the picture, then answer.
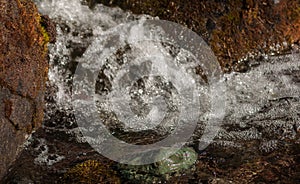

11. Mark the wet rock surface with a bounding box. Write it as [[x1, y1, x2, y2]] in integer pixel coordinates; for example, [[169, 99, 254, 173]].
[[4, 52, 300, 183], [2, 0, 300, 183], [0, 0, 54, 180], [88, 0, 300, 72]]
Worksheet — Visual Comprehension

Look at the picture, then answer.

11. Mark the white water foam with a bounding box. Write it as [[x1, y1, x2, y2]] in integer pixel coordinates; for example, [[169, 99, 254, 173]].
[[35, 0, 300, 152]]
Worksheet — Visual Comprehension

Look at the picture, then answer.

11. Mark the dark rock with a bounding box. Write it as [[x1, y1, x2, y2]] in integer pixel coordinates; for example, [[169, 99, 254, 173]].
[[0, 0, 54, 180], [90, 0, 300, 72], [40, 15, 57, 44]]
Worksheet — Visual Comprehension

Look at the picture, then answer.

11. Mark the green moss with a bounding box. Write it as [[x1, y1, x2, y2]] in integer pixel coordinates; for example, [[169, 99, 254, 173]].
[[34, 13, 50, 56], [40, 25, 50, 44], [63, 160, 121, 184], [39, 21, 50, 56]]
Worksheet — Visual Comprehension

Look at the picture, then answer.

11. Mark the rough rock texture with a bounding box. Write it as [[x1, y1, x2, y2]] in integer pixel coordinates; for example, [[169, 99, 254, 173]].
[[63, 160, 121, 183], [89, 0, 300, 72], [0, 0, 54, 180], [2, 1, 299, 183]]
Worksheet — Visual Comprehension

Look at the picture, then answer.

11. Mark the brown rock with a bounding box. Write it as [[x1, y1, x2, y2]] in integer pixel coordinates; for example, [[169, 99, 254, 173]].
[[0, 0, 54, 179], [90, 0, 300, 72]]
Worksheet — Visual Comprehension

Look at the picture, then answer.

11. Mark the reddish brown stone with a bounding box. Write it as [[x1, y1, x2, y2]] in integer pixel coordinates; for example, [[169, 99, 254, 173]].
[[274, 0, 300, 44], [91, 0, 300, 72], [0, 0, 54, 179]]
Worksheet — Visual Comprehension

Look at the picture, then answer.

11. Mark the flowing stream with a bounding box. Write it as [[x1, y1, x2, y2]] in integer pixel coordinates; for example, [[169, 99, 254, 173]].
[[4, 0, 299, 183]]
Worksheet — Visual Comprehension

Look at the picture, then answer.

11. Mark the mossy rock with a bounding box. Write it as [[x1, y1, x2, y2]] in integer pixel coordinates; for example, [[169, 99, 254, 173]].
[[63, 160, 121, 184], [0, 0, 55, 180]]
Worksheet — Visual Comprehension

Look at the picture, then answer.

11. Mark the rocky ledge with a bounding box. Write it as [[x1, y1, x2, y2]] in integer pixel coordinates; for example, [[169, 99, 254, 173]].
[[0, 0, 55, 180]]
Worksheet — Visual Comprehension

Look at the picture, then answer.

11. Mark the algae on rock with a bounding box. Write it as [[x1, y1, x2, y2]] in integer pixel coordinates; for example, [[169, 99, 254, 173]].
[[63, 160, 121, 184], [0, 0, 55, 180]]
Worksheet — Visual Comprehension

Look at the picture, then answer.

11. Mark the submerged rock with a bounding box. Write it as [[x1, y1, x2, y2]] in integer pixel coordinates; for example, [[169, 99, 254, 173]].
[[0, 0, 54, 180], [118, 147, 197, 182]]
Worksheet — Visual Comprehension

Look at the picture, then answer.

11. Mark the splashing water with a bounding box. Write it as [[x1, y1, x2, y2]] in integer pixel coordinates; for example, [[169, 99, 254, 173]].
[[18, 0, 299, 180]]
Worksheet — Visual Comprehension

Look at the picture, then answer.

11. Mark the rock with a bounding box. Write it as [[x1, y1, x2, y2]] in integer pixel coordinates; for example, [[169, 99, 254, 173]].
[[90, 0, 300, 72], [118, 147, 197, 182], [63, 160, 120, 184], [0, 0, 54, 180], [2, 1, 299, 183]]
